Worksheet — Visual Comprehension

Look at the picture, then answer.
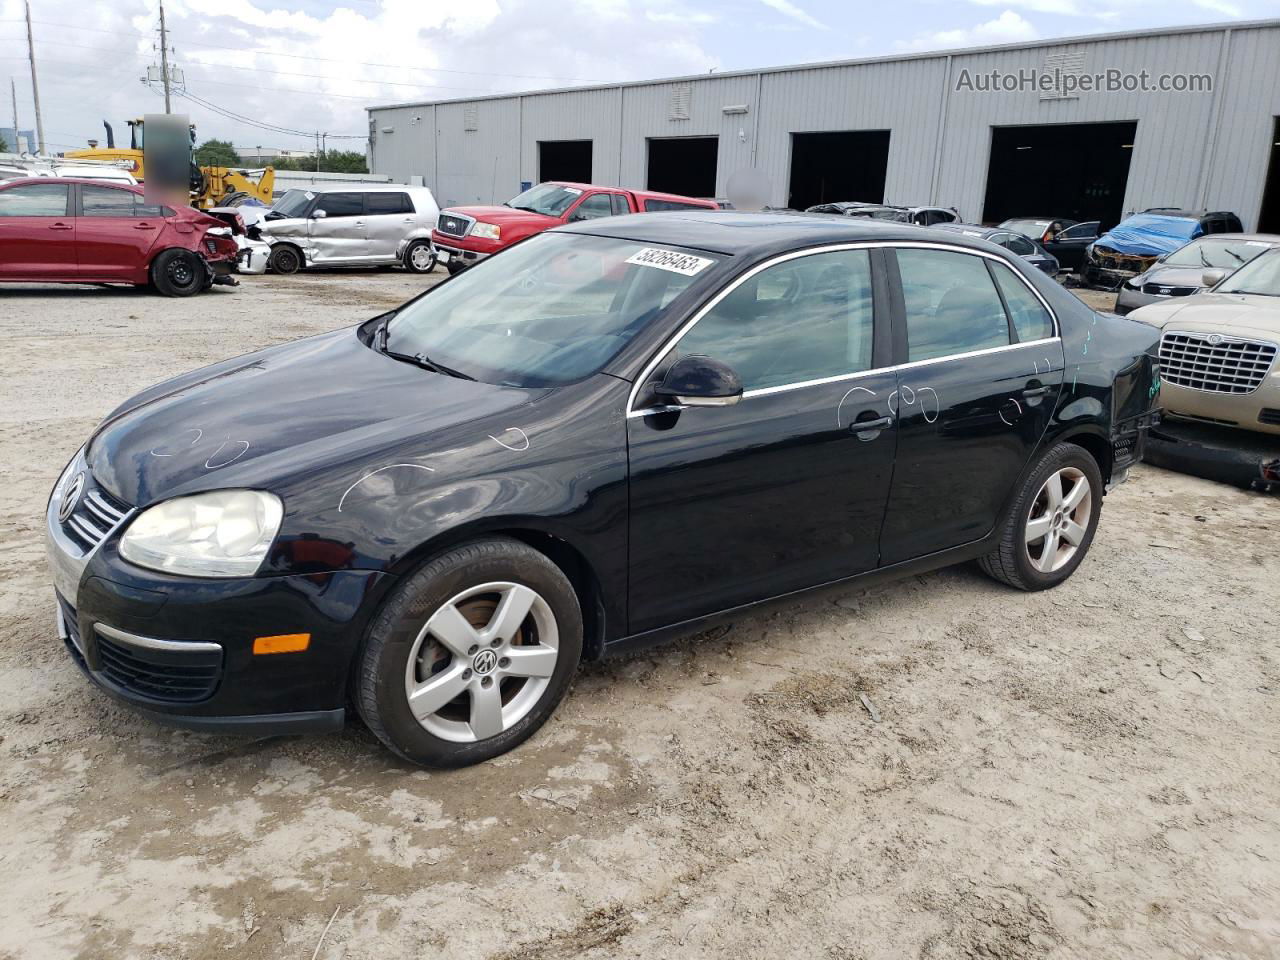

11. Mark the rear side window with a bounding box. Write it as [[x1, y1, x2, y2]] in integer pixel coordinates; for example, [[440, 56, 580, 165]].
[[1005, 234, 1036, 256], [990, 262, 1054, 343], [644, 199, 707, 212], [0, 183, 69, 217], [366, 192, 413, 215], [81, 185, 164, 218], [314, 193, 363, 217], [610, 194, 631, 216], [896, 249, 1011, 362], [672, 249, 875, 391]]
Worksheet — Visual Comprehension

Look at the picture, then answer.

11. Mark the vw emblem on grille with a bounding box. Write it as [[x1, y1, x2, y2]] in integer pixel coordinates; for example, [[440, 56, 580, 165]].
[[59, 472, 85, 524], [472, 649, 498, 676], [1206, 334, 1224, 345]]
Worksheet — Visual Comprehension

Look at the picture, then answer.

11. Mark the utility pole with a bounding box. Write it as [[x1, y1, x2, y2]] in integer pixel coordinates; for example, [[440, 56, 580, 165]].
[[24, 0, 45, 154], [158, 1, 172, 113], [10, 78, 18, 141], [315, 131, 320, 171]]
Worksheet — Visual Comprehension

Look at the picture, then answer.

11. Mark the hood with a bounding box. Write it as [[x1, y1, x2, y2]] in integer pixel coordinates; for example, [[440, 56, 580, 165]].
[[87, 328, 535, 507], [1129, 292, 1280, 338], [444, 205, 560, 228], [1132, 264, 1206, 289]]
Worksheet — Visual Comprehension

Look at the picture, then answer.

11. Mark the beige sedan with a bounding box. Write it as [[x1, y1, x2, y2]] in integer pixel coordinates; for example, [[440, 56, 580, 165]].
[[1131, 247, 1280, 436]]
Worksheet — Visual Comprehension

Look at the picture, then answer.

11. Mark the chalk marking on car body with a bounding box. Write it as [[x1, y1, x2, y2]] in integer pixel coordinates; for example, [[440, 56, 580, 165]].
[[488, 427, 531, 452], [150, 428, 203, 458], [337, 463, 436, 513], [836, 387, 877, 428], [204, 440, 250, 470]]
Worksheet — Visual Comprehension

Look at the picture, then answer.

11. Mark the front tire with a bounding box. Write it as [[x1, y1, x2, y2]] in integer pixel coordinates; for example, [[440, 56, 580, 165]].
[[978, 442, 1103, 591], [268, 245, 302, 274], [150, 249, 206, 297], [355, 538, 583, 767], [402, 239, 437, 274]]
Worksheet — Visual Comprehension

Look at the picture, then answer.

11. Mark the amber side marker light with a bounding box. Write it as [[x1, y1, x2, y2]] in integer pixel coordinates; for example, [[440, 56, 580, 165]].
[[253, 633, 311, 655]]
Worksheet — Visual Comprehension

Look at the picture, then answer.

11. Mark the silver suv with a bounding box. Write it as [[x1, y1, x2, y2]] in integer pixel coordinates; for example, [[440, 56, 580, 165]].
[[254, 184, 441, 274]]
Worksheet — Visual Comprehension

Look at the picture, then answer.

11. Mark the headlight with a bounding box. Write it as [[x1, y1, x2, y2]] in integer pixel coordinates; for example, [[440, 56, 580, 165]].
[[1126, 276, 1144, 289], [120, 490, 283, 578], [471, 221, 501, 240]]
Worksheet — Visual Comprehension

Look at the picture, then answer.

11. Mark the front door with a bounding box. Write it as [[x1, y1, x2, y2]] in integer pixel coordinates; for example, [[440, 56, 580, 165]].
[[75, 184, 166, 280], [364, 191, 416, 261], [879, 246, 1064, 565], [0, 182, 76, 278], [1045, 221, 1099, 271], [308, 191, 368, 263], [627, 246, 898, 634]]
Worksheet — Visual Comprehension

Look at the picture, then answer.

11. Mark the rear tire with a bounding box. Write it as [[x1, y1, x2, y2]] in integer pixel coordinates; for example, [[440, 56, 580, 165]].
[[150, 249, 205, 298], [978, 442, 1103, 591], [268, 245, 302, 274], [355, 538, 582, 768], [402, 239, 437, 274]]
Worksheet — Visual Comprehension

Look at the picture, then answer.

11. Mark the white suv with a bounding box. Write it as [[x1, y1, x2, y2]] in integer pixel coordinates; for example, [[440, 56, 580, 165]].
[[254, 184, 441, 274]]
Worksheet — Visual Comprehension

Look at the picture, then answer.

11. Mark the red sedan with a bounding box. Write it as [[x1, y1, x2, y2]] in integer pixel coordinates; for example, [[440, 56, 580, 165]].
[[0, 178, 239, 296]]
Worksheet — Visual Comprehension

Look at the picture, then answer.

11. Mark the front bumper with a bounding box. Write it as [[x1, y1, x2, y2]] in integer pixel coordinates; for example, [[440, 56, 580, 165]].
[[1159, 379, 1280, 437], [432, 241, 490, 267], [46, 458, 393, 734], [1146, 418, 1280, 490]]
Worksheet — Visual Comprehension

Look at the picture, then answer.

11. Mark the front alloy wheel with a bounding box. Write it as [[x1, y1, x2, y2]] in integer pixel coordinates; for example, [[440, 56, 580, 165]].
[[406, 582, 560, 742]]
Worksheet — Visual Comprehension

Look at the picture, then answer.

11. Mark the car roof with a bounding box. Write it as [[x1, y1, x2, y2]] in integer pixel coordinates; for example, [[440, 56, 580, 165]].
[[298, 183, 425, 193], [0, 176, 140, 190], [558, 209, 998, 257], [933, 223, 997, 237], [1183, 232, 1280, 243]]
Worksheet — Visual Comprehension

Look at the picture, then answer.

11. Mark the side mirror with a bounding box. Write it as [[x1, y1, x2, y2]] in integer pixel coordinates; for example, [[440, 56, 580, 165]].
[[1201, 268, 1227, 288], [311, 208, 328, 219], [653, 355, 743, 408]]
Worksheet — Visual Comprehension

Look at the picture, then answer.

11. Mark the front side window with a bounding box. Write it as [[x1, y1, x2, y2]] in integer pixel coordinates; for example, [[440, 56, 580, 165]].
[[1059, 222, 1098, 241], [0, 183, 69, 217], [670, 249, 874, 392], [386, 233, 722, 387], [991, 262, 1054, 342], [569, 193, 613, 221], [897, 248, 1011, 362], [366, 192, 413, 215], [315, 193, 363, 217]]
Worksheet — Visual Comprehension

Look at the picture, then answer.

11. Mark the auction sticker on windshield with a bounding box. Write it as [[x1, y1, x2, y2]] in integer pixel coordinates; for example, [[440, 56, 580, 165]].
[[625, 247, 715, 276]]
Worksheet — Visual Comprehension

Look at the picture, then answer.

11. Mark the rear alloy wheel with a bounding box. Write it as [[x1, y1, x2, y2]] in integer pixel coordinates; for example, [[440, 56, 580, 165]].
[[356, 538, 582, 767], [150, 249, 206, 297], [268, 245, 302, 274], [978, 442, 1103, 591], [402, 239, 438, 274]]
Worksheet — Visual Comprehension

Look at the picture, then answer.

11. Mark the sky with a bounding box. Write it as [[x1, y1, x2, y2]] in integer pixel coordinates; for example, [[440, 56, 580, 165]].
[[0, 0, 1274, 155]]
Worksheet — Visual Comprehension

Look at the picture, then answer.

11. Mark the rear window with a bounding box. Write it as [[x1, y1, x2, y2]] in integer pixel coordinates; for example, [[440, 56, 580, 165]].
[[643, 199, 709, 212]]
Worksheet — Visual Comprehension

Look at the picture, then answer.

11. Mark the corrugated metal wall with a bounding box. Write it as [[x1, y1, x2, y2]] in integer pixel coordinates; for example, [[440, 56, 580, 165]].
[[368, 20, 1280, 229]]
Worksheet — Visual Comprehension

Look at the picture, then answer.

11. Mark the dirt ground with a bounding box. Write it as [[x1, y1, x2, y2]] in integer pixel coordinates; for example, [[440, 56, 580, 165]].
[[1, 273, 1278, 960]]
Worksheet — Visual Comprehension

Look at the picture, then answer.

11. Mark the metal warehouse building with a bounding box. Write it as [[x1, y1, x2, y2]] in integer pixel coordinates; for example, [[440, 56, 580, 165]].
[[367, 18, 1280, 231]]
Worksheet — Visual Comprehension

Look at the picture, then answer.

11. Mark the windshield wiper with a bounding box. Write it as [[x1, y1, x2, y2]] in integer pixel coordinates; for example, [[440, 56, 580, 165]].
[[375, 324, 475, 380], [511, 205, 542, 214]]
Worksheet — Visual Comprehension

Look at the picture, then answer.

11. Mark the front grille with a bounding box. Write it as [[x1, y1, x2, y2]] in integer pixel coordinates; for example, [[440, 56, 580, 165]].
[[1142, 283, 1197, 297], [436, 213, 472, 238], [94, 628, 222, 703], [1260, 408, 1280, 426], [1158, 331, 1278, 395], [62, 485, 130, 552]]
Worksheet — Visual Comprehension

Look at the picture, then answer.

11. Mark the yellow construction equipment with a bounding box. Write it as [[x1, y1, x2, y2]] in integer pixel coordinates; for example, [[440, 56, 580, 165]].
[[65, 119, 274, 209]]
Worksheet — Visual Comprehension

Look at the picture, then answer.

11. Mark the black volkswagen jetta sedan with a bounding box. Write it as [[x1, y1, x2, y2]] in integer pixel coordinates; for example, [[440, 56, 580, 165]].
[[46, 212, 1161, 767]]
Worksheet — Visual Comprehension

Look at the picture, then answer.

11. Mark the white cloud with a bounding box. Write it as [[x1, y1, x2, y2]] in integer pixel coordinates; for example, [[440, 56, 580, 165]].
[[901, 10, 1039, 51], [1192, 0, 1243, 15], [968, 0, 1081, 14], [758, 0, 826, 30]]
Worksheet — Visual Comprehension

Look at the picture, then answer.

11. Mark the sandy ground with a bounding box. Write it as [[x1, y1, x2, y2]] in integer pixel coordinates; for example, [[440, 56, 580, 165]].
[[1, 273, 1278, 960]]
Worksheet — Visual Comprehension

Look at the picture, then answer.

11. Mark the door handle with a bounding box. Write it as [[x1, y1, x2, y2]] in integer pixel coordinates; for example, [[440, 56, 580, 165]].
[[1022, 385, 1050, 398], [133, 222, 156, 230], [354, 220, 365, 226], [49, 222, 73, 231], [851, 414, 894, 438]]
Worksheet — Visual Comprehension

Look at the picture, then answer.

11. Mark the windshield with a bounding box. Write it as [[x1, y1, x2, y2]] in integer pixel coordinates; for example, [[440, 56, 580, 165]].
[[505, 183, 584, 217], [1216, 248, 1280, 297], [270, 189, 313, 219], [1163, 237, 1274, 269], [385, 233, 723, 386]]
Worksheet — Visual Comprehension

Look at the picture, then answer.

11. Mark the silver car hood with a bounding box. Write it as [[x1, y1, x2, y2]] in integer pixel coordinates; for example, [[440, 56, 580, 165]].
[[1132, 264, 1207, 289], [1129, 293, 1280, 339]]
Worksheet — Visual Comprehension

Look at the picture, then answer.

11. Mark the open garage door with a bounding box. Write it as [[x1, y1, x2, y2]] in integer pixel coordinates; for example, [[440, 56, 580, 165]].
[[983, 121, 1137, 229], [1258, 117, 1280, 233], [647, 137, 718, 197], [788, 131, 891, 211], [538, 140, 593, 184]]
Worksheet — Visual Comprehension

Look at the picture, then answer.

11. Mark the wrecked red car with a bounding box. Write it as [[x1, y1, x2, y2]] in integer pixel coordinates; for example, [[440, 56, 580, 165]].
[[0, 178, 240, 296]]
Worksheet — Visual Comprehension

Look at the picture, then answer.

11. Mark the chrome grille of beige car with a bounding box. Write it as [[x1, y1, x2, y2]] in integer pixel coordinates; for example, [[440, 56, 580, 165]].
[[1158, 331, 1278, 395]]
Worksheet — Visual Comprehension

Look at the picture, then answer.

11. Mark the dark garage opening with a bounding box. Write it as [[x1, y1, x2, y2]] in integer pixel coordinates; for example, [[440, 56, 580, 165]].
[[1257, 117, 1280, 234], [647, 137, 718, 197], [788, 130, 891, 211], [982, 121, 1137, 229], [538, 140, 593, 184]]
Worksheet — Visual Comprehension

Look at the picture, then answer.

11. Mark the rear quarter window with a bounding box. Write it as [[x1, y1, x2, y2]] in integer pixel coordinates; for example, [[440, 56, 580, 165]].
[[643, 199, 709, 212]]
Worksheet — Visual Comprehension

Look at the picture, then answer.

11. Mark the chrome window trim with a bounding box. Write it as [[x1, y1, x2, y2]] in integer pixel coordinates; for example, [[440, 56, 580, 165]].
[[94, 622, 223, 655], [626, 240, 1060, 417]]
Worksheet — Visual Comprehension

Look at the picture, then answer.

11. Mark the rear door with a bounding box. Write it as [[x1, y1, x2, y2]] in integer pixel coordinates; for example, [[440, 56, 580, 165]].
[[0, 182, 76, 278], [307, 191, 367, 263], [75, 184, 166, 280], [878, 245, 1064, 565], [363, 191, 416, 262], [627, 246, 898, 633]]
